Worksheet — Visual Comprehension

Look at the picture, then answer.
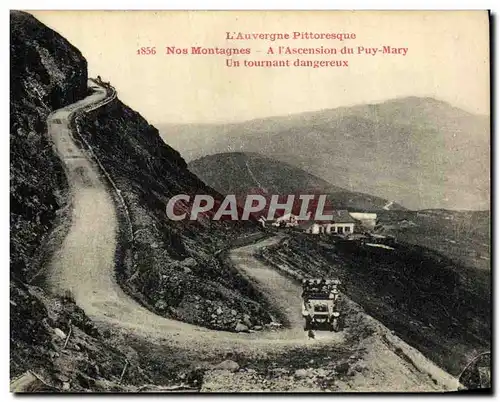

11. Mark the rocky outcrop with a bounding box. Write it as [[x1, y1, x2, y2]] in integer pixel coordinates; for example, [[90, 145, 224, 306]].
[[10, 10, 88, 282], [10, 281, 153, 391], [10, 11, 173, 390], [10, 10, 91, 380]]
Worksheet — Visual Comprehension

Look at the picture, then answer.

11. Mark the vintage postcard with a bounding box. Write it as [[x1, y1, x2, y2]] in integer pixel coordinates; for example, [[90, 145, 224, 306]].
[[10, 10, 490, 393]]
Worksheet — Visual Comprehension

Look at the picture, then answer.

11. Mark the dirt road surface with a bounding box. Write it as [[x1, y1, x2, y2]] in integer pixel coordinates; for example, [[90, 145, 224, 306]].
[[46, 81, 460, 392], [46, 82, 338, 348]]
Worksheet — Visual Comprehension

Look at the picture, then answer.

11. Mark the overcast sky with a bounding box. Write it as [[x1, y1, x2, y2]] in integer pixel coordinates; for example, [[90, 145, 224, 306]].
[[31, 10, 489, 124]]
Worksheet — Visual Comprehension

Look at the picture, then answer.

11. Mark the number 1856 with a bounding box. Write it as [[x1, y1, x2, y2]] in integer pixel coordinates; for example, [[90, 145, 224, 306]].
[[137, 47, 156, 55]]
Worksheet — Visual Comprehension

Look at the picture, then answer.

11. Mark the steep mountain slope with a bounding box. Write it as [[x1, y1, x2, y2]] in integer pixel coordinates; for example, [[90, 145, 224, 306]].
[[10, 11, 155, 390], [161, 98, 490, 211], [11, 9, 85, 376], [189, 152, 404, 211], [76, 100, 271, 330], [10, 9, 87, 283], [10, 10, 268, 389]]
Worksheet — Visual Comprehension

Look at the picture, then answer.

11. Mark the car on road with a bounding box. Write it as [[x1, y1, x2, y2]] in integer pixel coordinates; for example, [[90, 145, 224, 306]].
[[301, 278, 343, 332]]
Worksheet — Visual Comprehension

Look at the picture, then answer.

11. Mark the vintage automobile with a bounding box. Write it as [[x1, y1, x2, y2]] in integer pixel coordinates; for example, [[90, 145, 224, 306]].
[[301, 278, 343, 332]]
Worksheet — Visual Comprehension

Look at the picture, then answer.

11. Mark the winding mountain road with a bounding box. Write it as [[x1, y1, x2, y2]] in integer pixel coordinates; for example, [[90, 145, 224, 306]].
[[46, 80, 335, 348], [45, 80, 459, 391]]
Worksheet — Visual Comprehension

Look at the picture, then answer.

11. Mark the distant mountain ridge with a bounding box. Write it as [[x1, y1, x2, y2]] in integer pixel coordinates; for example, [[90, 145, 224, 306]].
[[161, 97, 490, 211], [189, 152, 405, 212]]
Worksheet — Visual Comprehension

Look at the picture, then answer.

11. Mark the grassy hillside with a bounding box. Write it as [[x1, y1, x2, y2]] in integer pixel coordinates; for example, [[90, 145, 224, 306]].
[[259, 234, 490, 377], [376, 209, 491, 272], [189, 152, 404, 212], [161, 97, 489, 211]]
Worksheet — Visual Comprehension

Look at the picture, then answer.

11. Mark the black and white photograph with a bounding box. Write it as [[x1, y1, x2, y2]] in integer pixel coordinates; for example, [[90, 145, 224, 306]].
[[9, 9, 491, 393]]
